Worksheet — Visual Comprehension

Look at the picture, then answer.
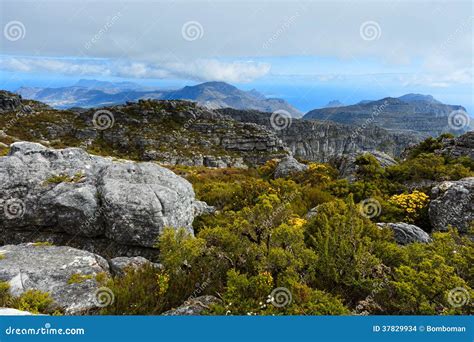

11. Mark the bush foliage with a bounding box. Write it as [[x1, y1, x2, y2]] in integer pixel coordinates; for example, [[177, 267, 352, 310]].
[[101, 137, 473, 315]]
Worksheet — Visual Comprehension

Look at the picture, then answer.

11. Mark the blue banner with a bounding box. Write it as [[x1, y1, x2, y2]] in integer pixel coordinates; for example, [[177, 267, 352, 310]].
[[0, 316, 472, 342]]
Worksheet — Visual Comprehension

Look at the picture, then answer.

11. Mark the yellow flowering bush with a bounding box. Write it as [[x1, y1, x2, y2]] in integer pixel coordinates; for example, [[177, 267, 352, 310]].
[[388, 191, 429, 223], [289, 217, 307, 228]]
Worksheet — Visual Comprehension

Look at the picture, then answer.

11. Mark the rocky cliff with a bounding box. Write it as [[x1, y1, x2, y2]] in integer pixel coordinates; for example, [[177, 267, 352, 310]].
[[0, 91, 419, 166], [219, 108, 419, 162]]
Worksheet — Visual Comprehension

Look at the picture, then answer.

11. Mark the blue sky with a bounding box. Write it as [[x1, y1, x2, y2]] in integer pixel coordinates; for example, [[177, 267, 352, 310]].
[[0, 0, 472, 113]]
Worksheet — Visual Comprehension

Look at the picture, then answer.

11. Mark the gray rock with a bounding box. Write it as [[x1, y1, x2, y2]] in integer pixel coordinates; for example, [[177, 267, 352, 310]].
[[221, 108, 419, 162], [377, 222, 431, 245], [0, 142, 209, 248], [332, 150, 397, 181], [109, 256, 162, 276], [0, 243, 110, 315], [305, 206, 319, 219], [162, 295, 221, 315], [429, 177, 474, 233], [274, 155, 308, 178], [0, 91, 22, 113], [435, 131, 474, 160]]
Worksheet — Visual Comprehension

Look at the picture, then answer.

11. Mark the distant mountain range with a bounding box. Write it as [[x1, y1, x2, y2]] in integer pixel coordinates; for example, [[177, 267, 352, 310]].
[[304, 94, 472, 137], [17, 80, 302, 117]]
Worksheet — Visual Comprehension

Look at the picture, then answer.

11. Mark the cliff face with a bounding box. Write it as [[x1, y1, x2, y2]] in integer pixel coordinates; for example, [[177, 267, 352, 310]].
[[219, 108, 420, 162]]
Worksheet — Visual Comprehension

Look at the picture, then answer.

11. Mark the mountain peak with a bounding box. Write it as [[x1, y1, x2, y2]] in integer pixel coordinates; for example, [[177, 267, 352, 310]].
[[324, 100, 344, 108], [398, 93, 441, 104]]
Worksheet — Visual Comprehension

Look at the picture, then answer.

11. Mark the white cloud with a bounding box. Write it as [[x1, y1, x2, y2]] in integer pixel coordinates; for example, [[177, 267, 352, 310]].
[[0, 56, 271, 83]]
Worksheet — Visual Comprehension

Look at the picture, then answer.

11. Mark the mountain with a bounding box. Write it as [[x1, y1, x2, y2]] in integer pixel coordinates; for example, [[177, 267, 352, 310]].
[[304, 95, 472, 137], [16, 81, 302, 117], [397, 93, 441, 104], [324, 100, 344, 108]]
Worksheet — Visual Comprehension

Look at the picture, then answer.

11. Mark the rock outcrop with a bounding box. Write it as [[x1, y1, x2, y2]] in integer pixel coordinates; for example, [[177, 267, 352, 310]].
[[0, 243, 111, 314], [219, 108, 419, 162], [0, 142, 211, 254], [274, 155, 308, 178], [429, 177, 474, 233], [0, 91, 22, 113], [162, 295, 221, 315], [377, 222, 431, 245], [331, 150, 397, 181], [435, 131, 474, 160]]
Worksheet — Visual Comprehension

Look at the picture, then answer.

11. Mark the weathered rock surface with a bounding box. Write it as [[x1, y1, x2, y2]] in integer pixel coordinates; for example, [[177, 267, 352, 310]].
[[331, 150, 397, 181], [0, 243, 110, 314], [0, 91, 22, 113], [162, 295, 221, 315], [377, 222, 431, 245], [109, 256, 162, 276], [0, 142, 211, 251], [435, 131, 474, 160], [274, 155, 308, 178], [429, 177, 474, 233], [220, 108, 419, 162]]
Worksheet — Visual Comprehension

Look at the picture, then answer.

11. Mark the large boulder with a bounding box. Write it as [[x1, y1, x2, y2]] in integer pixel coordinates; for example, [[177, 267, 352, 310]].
[[377, 222, 431, 245], [274, 155, 308, 178], [162, 295, 221, 315], [331, 150, 397, 181], [0, 243, 111, 314], [0, 142, 211, 248], [429, 177, 474, 233]]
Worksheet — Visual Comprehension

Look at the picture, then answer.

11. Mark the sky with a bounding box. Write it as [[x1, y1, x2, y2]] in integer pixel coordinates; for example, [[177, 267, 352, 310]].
[[0, 0, 472, 113]]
